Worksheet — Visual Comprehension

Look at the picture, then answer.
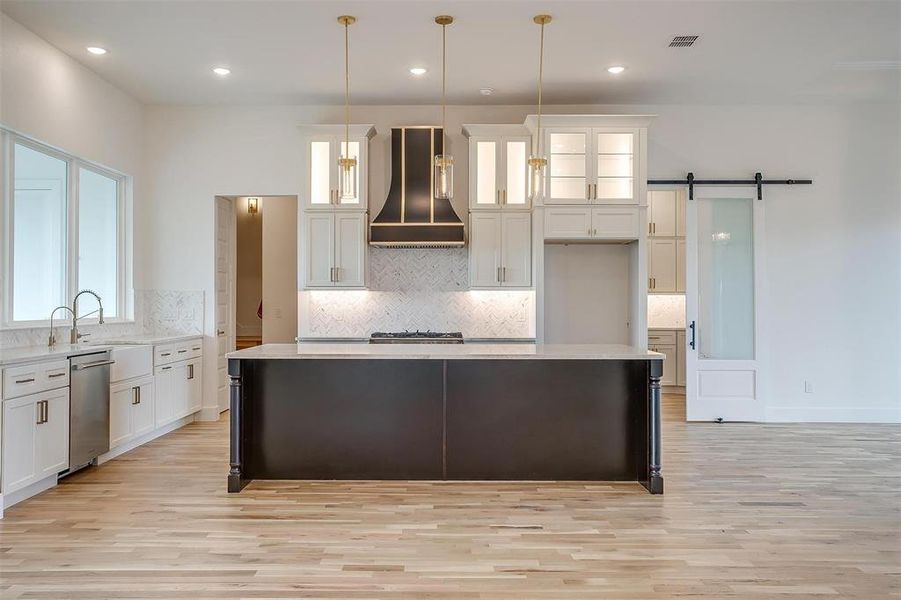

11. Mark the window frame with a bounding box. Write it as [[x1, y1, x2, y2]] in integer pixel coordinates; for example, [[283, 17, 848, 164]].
[[1, 128, 133, 329]]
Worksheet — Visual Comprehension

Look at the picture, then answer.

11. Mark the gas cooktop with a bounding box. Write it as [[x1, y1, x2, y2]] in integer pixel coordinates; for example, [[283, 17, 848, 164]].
[[369, 331, 464, 344]]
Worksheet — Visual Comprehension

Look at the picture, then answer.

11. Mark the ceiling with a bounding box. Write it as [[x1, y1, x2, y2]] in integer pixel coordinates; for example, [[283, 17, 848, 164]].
[[2, 0, 899, 106]]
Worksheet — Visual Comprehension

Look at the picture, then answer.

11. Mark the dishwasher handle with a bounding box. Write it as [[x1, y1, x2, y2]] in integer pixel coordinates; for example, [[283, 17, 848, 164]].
[[72, 359, 116, 371]]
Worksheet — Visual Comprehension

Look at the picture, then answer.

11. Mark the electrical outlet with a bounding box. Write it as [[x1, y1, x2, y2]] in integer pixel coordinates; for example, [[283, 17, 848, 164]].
[[804, 380, 814, 394]]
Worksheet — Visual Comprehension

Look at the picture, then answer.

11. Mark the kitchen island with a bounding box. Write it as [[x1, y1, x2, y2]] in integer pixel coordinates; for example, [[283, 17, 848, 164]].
[[226, 343, 664, 494]]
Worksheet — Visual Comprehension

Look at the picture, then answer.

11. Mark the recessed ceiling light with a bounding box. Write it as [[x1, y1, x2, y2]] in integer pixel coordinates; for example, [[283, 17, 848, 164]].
[[409, 67, 427, 76], [607, 66, 625, 74], [212, 67, 231, 76], [479, 87, 494, 96], [86, 46, 107, 55]]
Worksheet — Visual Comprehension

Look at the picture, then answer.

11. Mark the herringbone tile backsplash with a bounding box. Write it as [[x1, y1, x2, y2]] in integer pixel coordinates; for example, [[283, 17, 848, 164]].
[[305, 248, 535, 339]]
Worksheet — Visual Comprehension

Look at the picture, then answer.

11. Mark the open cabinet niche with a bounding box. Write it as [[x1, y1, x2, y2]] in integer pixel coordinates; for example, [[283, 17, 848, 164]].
[[542, 240, 644, 346]]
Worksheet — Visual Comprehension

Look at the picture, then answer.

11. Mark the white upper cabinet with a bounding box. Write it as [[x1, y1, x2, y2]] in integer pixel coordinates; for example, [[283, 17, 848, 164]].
[[469, 213, 501, 287], [649, 238, 678, 293], [544, 127, 639, 205], [464, 125, 531, 210], [334, 213, 367, 288], [546, 130, 591, 204], [544, 207, 639, 241], [469, 212, 531, 289], [500, 213, 532, 287], [302, 212, 367, 289], [301, 125, 375, 210], [648, 190, 678, 236]]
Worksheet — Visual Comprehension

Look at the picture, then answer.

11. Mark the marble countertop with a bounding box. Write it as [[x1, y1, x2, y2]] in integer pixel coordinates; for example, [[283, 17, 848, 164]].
[[90, 332, 203, 346], [1, 332, 203, 367], [0, 343, 114, 367], [228, 343, 664, 361]]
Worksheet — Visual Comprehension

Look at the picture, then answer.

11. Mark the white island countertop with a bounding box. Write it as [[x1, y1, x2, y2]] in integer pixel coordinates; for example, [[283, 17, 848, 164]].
[[228, 343, 664, 361]]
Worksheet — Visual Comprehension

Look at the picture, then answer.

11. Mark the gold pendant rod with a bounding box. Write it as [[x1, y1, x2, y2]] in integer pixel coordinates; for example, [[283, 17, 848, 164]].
[[338, 15, 356, 153], [435, 15, 453, 155], [533, 14, 551, 158]]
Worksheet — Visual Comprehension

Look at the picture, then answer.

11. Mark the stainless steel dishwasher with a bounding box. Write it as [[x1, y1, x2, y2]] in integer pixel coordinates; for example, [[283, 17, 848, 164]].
[[69, 351, 114, 470]]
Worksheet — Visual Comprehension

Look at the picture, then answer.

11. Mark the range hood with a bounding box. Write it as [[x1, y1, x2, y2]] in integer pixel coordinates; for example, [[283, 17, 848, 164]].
[[370, 127, 465, 247]]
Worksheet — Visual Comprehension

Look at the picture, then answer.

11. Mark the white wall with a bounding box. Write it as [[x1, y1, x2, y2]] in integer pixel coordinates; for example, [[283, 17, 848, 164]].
[[544, 244, 632, 345], [142, 102, 900, 422], [261, 196, 297, 343], [0, 14, 146, 285]]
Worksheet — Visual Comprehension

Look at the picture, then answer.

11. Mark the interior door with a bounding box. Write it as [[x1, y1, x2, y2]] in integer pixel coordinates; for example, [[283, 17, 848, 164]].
[[215, 197, 235, 413], [686, 187, 764, 422]]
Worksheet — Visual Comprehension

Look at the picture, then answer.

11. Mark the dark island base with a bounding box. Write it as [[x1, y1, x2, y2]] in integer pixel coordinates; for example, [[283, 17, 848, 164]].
[[229, 358, 663, 494]]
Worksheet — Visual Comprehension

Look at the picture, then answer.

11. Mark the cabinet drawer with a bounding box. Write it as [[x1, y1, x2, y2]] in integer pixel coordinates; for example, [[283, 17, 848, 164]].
[[154, 343, 178, 366], [648, 330, 677, 345], [2, 359, 70, 400], [591, 207, 639, 240], [544, 208, 592, 239], [155, 339, 203, 366], [179, 339, 203, 361]]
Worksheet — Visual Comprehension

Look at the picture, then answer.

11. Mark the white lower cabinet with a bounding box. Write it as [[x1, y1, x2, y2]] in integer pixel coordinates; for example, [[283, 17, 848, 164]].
[[469, 212, 531, 289], [154, 358, 203, 429], [655, 344, 678, 386], [302, 212, 367, 288], [154, 364, 177, 428], [649, 239, 678, 293], [649, 329, 686, 389], [1, 388, 70, 495], [544, 207, 638, 241], [110, 376, 155, 450]]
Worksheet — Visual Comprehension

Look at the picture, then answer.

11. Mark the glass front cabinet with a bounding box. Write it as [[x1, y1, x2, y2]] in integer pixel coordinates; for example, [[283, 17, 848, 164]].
[[301, 125, 375, 210], [464, 125, 531, 210], [543, 127, 639, 205]]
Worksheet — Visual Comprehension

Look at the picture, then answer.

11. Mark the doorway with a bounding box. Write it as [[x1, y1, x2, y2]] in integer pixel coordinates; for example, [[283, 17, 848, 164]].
[[214, 195, 298, 413]]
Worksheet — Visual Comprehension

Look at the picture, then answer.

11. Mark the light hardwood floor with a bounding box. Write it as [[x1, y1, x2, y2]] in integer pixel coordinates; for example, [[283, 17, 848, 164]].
[[1, 396, 898, 599]]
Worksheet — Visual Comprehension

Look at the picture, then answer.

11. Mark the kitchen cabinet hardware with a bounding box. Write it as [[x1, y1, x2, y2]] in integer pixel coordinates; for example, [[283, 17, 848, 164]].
[[72, 359, 115, 370], [15, 378, 35, 384], [47, 373, 66, 378], [188, 364, 194, 380], [177, 349, 187, 354]]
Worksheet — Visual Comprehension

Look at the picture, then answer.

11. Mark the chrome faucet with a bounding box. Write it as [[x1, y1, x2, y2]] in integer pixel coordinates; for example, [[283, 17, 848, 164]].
[[71, 289, 105, 344], [48, 306, 76, 348]]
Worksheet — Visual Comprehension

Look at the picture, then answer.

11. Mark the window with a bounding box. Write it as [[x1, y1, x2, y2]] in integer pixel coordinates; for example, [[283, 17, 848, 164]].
[[2, 131, 130, 326]]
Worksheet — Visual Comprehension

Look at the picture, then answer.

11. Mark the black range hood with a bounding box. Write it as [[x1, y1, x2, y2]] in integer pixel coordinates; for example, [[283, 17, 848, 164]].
[[370, 127, 465, 247]]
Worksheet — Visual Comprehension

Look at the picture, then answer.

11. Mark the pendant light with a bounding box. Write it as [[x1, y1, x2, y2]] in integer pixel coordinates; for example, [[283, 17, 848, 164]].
[[528, 14, 551, 202], [433, 15, 454, 200], [337, 15, 357, 200]]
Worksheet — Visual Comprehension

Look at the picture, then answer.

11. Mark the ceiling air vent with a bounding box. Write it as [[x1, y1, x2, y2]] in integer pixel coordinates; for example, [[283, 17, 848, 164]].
[[669, 35, 699, 48]]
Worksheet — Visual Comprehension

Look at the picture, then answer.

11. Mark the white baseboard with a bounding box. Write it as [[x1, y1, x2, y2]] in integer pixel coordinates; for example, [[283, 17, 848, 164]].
[[2, 474, 57, 512], [98, 414, 196, 464], [197, 406, 221, 422], [765, 406, 901, 424]]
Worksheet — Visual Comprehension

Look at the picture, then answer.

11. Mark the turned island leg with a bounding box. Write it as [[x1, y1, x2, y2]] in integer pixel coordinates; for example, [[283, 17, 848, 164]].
[[228, 359, 248, 492], [644, 359, 664, 494]]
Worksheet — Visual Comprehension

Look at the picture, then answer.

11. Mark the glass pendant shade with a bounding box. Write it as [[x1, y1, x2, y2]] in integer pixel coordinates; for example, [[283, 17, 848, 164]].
[[528, 155, 546, 201], [434, 154, 454, 200], [338, 156, 357, 200]]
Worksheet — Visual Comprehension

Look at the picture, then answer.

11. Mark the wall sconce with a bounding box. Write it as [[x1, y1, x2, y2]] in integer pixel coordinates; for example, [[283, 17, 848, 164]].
[[247, 197, 259, 215]]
